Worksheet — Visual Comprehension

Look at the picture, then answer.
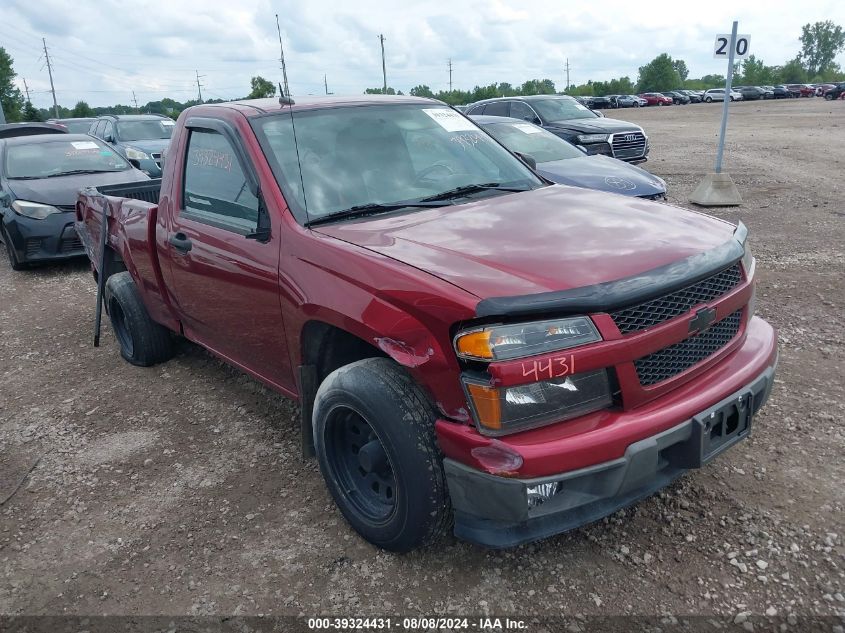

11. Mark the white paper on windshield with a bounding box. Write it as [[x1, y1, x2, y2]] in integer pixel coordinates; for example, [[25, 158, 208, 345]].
[[514, 123, 541, 134], [71, 141, 99, 150], [161, 120, 175, 126], [422, 108, 476, 132]]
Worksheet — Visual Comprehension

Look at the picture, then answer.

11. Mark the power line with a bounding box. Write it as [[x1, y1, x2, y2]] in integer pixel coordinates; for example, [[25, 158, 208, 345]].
[[379, 34, 387, 94], [42, 38, 59, 118]]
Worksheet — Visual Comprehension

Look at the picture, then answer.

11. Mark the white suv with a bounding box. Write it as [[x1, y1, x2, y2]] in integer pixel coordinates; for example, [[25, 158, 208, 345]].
[[703, 88, 743, 102]]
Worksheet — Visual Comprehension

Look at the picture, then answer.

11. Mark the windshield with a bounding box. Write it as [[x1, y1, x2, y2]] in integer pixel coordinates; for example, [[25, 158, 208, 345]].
[[252, 104, 543, 223], [4, 139, 131, 179], [531, 98, 597, 122], [481, 121, 584, 163], [116, 119, 174, 141]]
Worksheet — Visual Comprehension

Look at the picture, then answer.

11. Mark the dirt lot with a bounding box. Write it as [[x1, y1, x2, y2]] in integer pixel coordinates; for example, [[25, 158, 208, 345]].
[[1, 98, 843, 624]]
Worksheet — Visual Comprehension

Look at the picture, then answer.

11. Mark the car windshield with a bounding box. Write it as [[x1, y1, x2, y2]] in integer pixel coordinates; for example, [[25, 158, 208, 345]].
[[530, 98, 597, 122], [116, 119, 175, 141], [481, 121, 584, 163], [252, 104, 543, 223], [4, 138, 131, 178]]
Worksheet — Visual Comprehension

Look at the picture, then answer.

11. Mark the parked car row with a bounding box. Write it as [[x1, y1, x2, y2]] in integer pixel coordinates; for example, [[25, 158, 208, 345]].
[[573, 83, 843, 109]]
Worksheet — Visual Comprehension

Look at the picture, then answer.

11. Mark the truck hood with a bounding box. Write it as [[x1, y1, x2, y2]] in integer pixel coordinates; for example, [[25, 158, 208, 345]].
[[6, 169, 150, 207], [535, 155, 665, 198], [546, 117, 642, 134], [314, 185, 736, 301]]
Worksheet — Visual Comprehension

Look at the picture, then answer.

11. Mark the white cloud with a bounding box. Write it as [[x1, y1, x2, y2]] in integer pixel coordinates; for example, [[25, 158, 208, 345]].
[[1, 0, 843, 108]]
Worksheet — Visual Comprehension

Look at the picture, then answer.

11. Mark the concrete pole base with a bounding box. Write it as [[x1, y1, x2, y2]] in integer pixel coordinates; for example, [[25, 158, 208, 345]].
[[689, 172, 743, 206]]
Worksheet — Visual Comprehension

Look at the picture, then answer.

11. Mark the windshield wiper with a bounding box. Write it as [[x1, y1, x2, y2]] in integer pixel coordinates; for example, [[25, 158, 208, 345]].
[[419, 182, 533, 202], [46, 169, 116, 178], [7, 176, 42, 180], [306, 200, 447, 227]]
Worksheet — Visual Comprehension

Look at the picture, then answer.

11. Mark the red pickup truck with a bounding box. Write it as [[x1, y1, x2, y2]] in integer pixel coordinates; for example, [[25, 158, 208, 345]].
[[76, 95, 777, 551]]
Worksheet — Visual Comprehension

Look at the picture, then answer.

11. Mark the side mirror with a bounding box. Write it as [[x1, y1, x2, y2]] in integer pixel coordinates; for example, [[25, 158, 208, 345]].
[[513, 151, 537, 170], [104, 134, 115, 144], [0, 191, 11, 208]]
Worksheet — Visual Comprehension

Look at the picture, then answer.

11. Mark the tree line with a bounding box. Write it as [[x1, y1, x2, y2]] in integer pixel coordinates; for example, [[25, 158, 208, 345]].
[[1, 21, 842, 122]]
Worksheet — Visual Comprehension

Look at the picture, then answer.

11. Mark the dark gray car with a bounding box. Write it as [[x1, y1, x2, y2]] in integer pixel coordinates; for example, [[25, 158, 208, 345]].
[[465, 95, 649, 163], [0, 132, 149, 269], [88, 114, 175, 177], [473, 115, 665, 199]]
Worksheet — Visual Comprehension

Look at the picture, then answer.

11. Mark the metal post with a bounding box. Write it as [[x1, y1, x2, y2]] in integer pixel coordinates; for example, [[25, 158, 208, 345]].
[[0, 99, 5, 124], [43, 38, 59, 118], [714, 21, 738, 173]]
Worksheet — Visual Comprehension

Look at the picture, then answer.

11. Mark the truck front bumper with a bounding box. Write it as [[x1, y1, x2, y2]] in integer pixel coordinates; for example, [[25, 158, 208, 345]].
[[444, 343, 777, 548]]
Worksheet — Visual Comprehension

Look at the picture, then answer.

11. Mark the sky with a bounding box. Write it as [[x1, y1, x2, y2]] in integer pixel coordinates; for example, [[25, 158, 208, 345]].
[[2, 0, 844, 109]]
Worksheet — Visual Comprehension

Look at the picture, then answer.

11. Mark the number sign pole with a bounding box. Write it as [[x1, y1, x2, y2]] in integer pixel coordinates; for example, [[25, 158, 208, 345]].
[[715, 21, 738, 173]]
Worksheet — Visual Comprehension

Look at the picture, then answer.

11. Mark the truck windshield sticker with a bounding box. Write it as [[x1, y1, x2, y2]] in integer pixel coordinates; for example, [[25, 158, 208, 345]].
[[422, 108, 476, 132], [514, 124, 541, 134], [190, 148, 233, 172], [71, 141, 99, 150]]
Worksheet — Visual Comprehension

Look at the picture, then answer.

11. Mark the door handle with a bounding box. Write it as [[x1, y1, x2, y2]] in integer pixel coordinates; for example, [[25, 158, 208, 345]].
[[168, 232, 193, 253]]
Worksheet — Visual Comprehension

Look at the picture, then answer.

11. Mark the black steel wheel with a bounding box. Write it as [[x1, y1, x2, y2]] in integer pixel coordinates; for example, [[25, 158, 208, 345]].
[[105, 272, 174, 366], [325, 407, 396, 523]]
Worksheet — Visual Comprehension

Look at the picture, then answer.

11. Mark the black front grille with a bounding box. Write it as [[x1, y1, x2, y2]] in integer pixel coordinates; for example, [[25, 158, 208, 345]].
[[634, 310, 743, 386], [611, 131, 647, 159], [610, 263, 742, 334]]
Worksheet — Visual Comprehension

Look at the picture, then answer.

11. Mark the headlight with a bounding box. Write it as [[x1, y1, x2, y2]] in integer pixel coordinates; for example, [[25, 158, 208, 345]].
[[454, 317, 600, 361], [463, 369, 613, 435], [11, 200, 62, 220], [124, 147, 150, 160], [576, 133, 609, 143]]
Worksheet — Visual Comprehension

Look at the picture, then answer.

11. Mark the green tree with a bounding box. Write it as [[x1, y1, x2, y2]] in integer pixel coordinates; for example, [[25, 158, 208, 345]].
[[247, 76, 276, 99], [22, 101, 41, 122], [365, 87, 395, 94], [779, 57, 808, 83], [520, 78, 556, 95], [637, 54, 682, 92], [71, 100, 94, 117], [0, 47, 25, 122], [799, 21, 845, 77], [739, 55, 774, 85], [410, 85, 434, 98], [672, 59, 689, 82]]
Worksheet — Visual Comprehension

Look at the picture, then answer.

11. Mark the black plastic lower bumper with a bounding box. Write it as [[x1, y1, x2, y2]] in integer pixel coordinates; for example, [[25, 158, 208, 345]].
[[445, 361, 777, 549], [2, 210, 84, 263]]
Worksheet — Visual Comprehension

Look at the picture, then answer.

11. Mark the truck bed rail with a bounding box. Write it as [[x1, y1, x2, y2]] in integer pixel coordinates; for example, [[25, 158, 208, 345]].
[[95, 179, 162, 204]]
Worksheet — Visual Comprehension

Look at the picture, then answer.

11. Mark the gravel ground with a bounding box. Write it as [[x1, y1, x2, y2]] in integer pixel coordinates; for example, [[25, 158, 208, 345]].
[[1, 98, 843, 624]]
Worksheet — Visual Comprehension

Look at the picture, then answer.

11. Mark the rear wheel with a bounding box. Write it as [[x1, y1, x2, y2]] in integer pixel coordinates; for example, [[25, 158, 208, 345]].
[[825, 93, 834, 100], [105, 272, 174, 366], [313, 358, 451, 552]]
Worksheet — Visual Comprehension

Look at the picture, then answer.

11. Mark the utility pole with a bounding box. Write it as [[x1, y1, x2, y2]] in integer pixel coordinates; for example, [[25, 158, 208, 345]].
[[275, 14, 290, 97], [23, 78, 31, 103], [42, 38, 59, 118], [195, 70, 205, 103], [379, 34, 387, 94], [564, 58, 571, 94], [132, 91, 139, 112], [448, 58, 453, 92]]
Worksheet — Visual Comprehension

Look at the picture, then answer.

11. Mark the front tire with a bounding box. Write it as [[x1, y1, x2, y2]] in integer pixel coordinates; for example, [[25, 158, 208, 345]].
[[313, 358, 451, 552], [105, 271, 174, 366], [705, 96, 713, 103], [2, 226, 25, 271]]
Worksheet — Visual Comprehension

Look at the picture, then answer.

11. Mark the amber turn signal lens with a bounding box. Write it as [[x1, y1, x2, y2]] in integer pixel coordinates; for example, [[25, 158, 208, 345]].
[[455, 330, 493, 360], [465, 382, 502, 430]]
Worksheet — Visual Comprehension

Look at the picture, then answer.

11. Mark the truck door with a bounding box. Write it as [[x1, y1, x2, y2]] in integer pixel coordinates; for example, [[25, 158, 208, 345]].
[[160, 117, 294, 392]]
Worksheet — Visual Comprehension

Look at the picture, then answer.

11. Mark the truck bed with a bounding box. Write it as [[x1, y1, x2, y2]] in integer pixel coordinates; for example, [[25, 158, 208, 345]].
[[95, 179, 162, 204]]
